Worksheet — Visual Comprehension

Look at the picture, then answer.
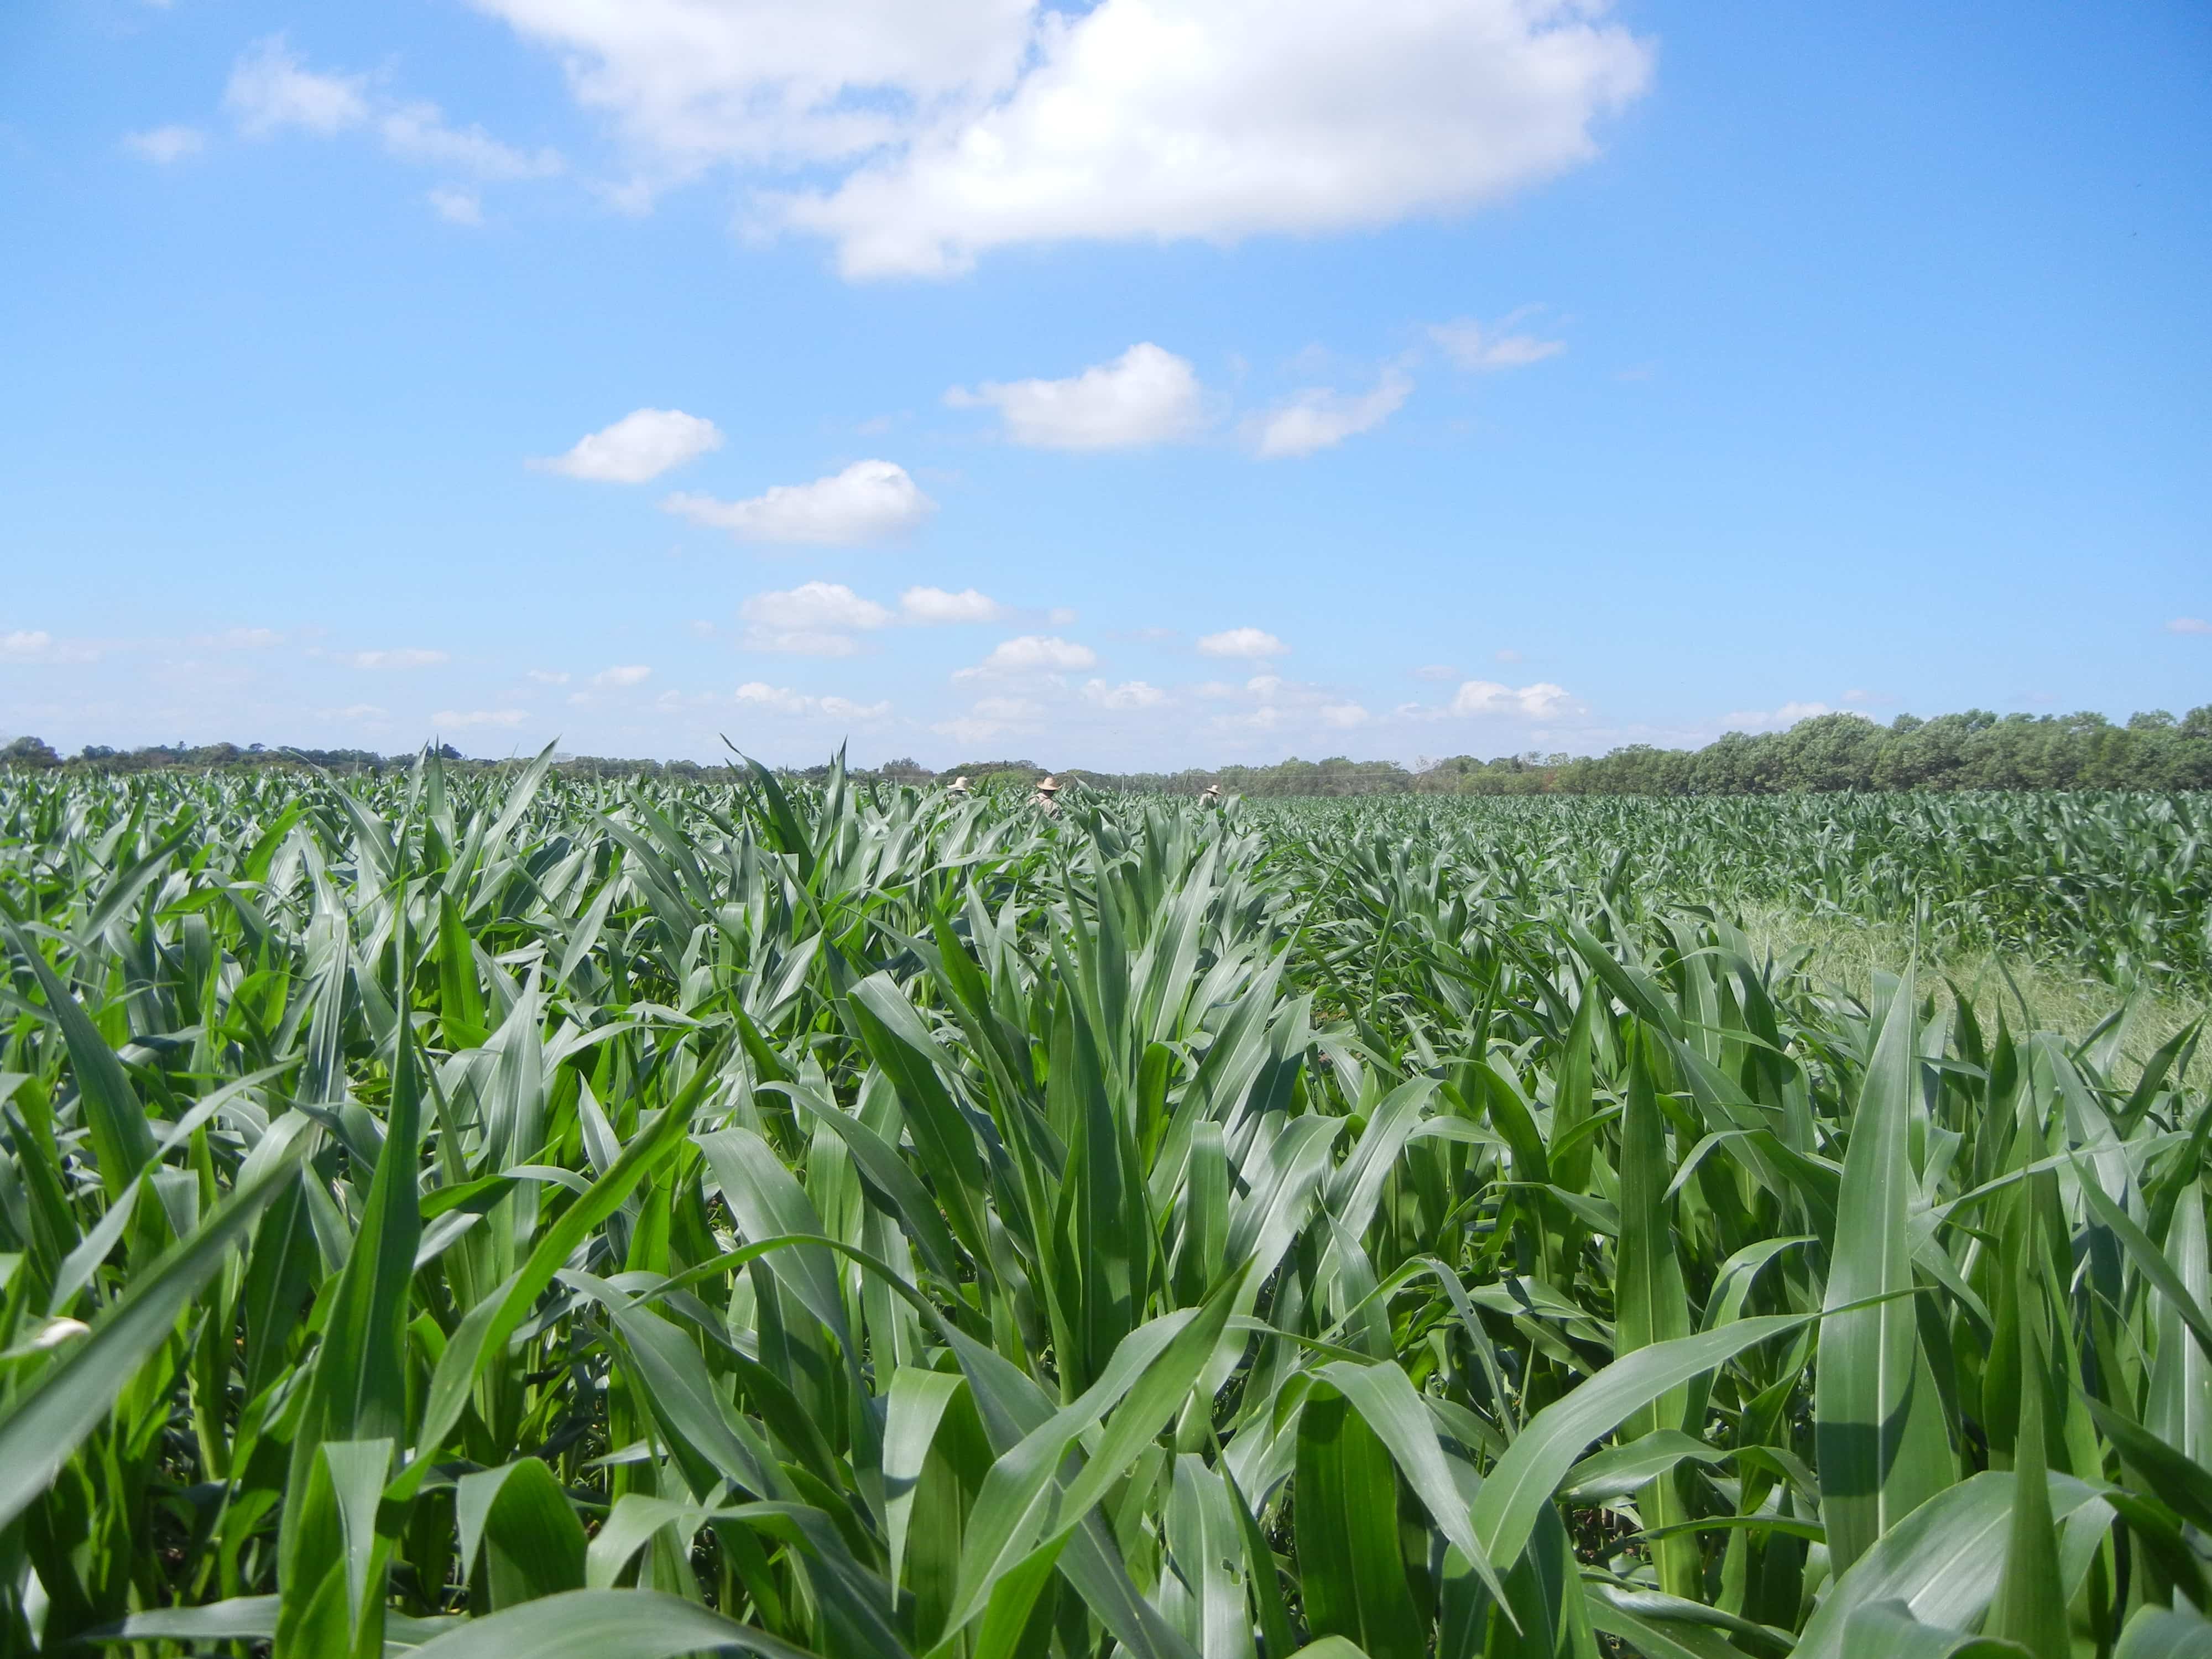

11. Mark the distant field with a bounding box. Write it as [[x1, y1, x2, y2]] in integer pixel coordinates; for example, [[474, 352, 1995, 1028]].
[[0, 763, 2204, 1655]]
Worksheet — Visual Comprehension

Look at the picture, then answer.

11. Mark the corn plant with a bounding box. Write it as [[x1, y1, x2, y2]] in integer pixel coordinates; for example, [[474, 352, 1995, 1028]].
[[0, 753, 2206, 1657]]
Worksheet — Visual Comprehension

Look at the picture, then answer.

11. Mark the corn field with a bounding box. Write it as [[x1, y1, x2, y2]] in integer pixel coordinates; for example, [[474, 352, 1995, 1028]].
[[1, 756, 2209, 1657]]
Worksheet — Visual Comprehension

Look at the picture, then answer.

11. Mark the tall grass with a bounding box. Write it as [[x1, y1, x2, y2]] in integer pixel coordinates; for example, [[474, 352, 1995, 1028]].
[[0, 756, 2206, 1657]]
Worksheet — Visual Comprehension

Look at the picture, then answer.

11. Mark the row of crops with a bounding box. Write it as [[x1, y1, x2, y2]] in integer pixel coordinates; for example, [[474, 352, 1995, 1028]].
[[0, 757, 2208, 1656]]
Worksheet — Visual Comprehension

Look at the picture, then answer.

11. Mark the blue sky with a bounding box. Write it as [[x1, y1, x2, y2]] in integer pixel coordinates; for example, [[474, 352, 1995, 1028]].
[[2, 0, 2206, 769]]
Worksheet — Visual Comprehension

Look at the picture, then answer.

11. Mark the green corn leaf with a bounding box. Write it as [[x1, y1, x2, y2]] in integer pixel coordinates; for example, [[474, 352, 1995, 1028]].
[[0, 1112, 314, 1530]]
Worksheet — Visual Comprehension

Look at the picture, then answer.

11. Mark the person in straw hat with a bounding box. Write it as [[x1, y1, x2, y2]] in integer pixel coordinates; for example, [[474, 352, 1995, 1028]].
[[946, 775, 971, 797], [1198, 782, 1222, 806], [1032, 774, 1061, 814]]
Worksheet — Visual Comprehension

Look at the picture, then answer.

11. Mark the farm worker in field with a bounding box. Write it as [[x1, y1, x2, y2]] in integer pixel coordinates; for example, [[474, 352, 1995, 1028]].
[[1199, 782, 1222, 806], [947, 775, 971, 796], [1033, 775, 1061, 813]]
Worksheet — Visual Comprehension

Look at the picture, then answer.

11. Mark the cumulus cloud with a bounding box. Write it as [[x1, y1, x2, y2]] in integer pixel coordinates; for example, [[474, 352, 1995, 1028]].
[[535, 408, 723, 483], [796, 2, 1651, 276], [432, 708, 527, 728], [1083, 677, 1169, 710], [124, 125, 206, 164], [593, 664, 653, 686], [1718, 700, 1833, 732], [900, 586, 1006, 624], [947, 343, 1206, 449], [734, 681, 891, 719], [954, 635, 1098, 679], [1429, 317, 1565, 371], [743, 582, 893, 632], [1451, 679, 1572, 718], [665, 460, 935, 545], [2168, 618, 2210, 636], [1318, 701, 1371, 728], [932, 693, 1047, 744], [1250, 372, 1411, 458], [348, 648, 449, 669], [1197, 627, 1287, 660], [475, 1, 1649, 277], [738, 582, 893, 654]]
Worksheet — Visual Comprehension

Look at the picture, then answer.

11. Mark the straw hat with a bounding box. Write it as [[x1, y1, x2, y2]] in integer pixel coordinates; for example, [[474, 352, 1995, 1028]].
[[1199, 782, 1221, 801], [947, 775, 971, 793], [1035, 775, 1060, 794]]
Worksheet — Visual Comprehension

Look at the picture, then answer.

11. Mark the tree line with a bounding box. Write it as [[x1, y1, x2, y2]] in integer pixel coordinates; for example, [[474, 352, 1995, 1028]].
[[5, 703, 2209, 794]]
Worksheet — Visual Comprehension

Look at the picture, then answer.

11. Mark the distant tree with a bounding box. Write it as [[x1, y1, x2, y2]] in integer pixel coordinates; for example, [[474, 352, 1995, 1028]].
[[2, 736, 60, 769]]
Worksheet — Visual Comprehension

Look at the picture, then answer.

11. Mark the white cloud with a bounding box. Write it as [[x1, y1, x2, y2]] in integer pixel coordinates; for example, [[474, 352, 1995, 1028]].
[[1451, 679, 1572, 718], [475, 1, 1649, 277], [2168, 618, 2210, 635], [0, 630, 102, 665], [225, 36, 562, 184], [1047, 606, 1079, 626], [739, 582, 893, 654], [379, 102, 562, 179], [124, 126, 206, 164], [1, 630, 55, 660], [192, 627, 282, 650], [773, 1, 1653, 277], [432, 708, 528, 728], [593, 664, 653, 686], [1430, 318, 1565, 371], [429, 186, 484, 225], [954, 635, 1099, 679], [748, 630, 865, 658], [535, 408, 723, 483], [734, 681, 891, 719], [742, 582, 893, 632], [349, 648, 449, 669], [900, 586, 1005, 624], [932, 692, 1047, 744], [1251, 372, 1410, 458], [971, 695, 1045, 723], [527, 669, 571, 684], [1197, 627, 1287, 660], [947, 343, 1206, 450], [225, 36, 370, 138], [1318, 701, 1370, 729], [1083, 677, 1168, 710], [1718, 700, 1833, 732], [471, 0, 1036, 173], [664, 460, 935, 545], [1494, 648, 1525, 664]]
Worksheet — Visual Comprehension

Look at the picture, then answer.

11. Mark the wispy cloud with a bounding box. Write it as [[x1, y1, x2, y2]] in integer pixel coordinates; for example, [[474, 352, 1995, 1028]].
[[348, 648, 448, 669], [1429, 316, 1565, 372], [1250, 372, 1410, 458], [123, 125, 206, 164]]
